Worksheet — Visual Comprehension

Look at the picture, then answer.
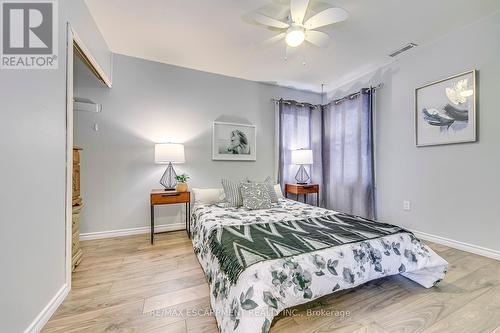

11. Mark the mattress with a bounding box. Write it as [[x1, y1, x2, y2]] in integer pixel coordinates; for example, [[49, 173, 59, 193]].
[[191, 198, 448, 333]]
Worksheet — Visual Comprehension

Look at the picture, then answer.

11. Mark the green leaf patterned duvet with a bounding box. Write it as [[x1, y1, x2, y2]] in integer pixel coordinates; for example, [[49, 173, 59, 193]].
[[191, 199, 448, 333]]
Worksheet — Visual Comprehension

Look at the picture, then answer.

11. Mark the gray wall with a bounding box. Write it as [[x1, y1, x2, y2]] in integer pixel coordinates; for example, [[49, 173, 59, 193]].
[[328, 12, 500, 251], [74, 54, 321, 234], [0, 1, 111, 332]]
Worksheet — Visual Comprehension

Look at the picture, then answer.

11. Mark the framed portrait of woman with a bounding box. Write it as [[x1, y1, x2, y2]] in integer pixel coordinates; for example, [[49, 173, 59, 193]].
[[212, 122, 256, 161]]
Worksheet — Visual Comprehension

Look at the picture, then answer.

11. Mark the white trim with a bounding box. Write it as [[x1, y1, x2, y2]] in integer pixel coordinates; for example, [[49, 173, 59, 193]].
[[65, 24, 74, 292], [412, 229, 500, 261], [80, 223, 186, 241], [72, 30, 112, 87], [24, 284, 69, 333]]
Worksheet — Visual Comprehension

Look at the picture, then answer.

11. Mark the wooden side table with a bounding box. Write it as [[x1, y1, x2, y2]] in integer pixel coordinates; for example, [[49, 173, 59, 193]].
[[285, 184, 320, 206], [150, 190, 191, 244]]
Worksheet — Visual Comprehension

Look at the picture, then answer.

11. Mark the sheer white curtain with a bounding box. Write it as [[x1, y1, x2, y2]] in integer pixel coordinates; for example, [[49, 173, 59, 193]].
[[322, 90, 375, 219], [277, 101, 323, 204]]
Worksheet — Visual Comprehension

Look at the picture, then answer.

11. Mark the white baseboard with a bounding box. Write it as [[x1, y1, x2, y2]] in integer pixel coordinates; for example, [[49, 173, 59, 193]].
[[80, 223, 186, 241], [24, 283, 69, 333], [412, 229, 500, 261]]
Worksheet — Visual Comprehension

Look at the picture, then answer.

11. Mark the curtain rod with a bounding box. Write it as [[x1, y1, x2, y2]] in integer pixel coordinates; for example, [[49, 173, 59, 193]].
[[270, 98, 320, 107], [271, 83, 383, 107], [328, 83, 384, 106]]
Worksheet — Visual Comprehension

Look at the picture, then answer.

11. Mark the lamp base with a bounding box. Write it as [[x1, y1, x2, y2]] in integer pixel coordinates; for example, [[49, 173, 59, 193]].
[[160, 162, 177, 190], [295, 165, 310, 184]]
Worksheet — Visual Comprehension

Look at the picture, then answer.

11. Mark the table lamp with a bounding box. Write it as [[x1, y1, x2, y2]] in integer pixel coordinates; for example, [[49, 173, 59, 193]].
[[155, 143, 185, 190], [291, 149, 313, 184]]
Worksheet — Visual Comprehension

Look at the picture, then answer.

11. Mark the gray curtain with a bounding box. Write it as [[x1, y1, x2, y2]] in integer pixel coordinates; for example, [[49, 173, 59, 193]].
[[278, 101, 323, 205], [322, 89, 375, 219]]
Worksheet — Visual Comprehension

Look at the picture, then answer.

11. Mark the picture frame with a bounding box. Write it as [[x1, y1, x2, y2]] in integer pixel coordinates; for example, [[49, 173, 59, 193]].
[[415, 70, 477, 147], [212, 121, 257, 161]]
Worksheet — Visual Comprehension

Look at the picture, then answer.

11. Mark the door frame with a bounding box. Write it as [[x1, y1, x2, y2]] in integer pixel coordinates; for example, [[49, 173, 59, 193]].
[[65, 23, 112, 287], [65, 23, 74, 288]]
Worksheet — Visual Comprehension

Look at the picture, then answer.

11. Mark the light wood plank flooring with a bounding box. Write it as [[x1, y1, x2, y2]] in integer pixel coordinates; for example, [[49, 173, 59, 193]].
[[43, 231, 500, 333]]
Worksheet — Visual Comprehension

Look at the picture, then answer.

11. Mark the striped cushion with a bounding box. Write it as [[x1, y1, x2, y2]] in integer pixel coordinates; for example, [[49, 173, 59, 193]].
[[221, 179, 244, 207]]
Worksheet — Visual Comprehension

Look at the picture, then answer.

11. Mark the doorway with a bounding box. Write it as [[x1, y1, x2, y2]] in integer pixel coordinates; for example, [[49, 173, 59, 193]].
[[65, 26, 112, 288]]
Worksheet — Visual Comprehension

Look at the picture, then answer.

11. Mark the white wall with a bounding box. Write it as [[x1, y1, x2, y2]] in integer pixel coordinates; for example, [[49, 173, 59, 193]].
[[0, 1, 111, 332], [328, 12, 500, 252], [74, 54, 321, 234]]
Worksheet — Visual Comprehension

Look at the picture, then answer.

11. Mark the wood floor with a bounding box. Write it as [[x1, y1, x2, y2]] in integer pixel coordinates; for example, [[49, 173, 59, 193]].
[[43, 231, 500, 333]]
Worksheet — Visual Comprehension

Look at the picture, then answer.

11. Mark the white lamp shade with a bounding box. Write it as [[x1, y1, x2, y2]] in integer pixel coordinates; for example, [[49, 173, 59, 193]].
[[291, 149, 313, 165], [155, 143, 185, 164]]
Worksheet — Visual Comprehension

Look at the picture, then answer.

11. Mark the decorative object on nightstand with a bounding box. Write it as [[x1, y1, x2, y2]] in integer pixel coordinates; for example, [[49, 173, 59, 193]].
[[150, 190, 191, 244], [285, 183, 320, 206], [72, 147, 84, 270], [175, 174, 189, 192], [155, 143, 185, 190], [291, 148, 313, 184]]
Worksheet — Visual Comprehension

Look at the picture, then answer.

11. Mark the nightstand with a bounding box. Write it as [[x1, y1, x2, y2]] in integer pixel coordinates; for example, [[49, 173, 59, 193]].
[[285, 184, 320, 206], [150, 190, 190, 244]]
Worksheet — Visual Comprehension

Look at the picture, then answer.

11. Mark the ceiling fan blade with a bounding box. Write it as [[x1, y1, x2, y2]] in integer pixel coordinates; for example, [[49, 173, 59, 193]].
[[304, 8, 348, 30], [253, 13, 289, 29], [262, 33, 286, 45], [305, 30, 330, 47], [290, 0, 310, 24]]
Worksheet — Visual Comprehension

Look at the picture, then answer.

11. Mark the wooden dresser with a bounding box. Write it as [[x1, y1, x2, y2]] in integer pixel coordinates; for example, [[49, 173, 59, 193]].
[[72, 147, 84, 270]]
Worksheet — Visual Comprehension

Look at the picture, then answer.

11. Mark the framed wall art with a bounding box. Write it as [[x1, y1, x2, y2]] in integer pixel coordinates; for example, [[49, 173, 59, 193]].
[[415, 70, 476, 147], [212, 121, 256, 161]]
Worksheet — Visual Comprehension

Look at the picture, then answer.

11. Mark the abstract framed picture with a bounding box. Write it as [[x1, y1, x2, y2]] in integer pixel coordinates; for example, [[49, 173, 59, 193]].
[[212, 121, 256, 161], [415, 70, 477, 147]]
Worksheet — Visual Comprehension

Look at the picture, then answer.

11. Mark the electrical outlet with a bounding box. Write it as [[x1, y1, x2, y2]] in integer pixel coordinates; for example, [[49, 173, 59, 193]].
[[403, 200, 411, 211]]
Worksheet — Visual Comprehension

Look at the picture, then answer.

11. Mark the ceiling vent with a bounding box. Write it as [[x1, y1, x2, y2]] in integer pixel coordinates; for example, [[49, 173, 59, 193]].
[[388, 43, 418, 57]]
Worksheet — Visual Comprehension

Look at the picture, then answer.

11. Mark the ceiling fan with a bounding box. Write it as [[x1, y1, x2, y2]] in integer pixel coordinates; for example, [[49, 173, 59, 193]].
[[252, 0, 348, 49]]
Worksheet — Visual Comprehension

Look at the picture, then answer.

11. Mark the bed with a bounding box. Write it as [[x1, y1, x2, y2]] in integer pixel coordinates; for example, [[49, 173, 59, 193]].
[[191, 198, 448, 333]]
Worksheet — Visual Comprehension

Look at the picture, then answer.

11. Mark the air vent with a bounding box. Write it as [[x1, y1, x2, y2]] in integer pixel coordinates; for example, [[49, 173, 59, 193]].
[[388, 43, 418, 57]]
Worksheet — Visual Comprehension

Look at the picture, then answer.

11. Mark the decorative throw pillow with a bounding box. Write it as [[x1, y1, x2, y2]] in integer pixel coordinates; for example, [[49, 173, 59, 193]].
[[240, 182, 272, 210], [221, 179, 244, 207], [244, 176, 279, 203], [274, 184, 284, 199], [215, 201, 235, 208], [192, 188, 225, 205]]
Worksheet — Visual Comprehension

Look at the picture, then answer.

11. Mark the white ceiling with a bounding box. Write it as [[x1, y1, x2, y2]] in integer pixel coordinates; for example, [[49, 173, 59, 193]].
[[85, 0, 500, 93]]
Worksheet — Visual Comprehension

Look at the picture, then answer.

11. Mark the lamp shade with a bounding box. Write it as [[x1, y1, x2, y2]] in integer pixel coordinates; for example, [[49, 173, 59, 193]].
[[155, 143, 185, 164], [291, 149, 313, 165]]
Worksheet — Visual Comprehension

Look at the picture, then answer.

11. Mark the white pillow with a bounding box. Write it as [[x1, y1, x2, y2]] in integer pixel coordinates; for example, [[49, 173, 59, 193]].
[[192, 188, 225, 204], [274, 184, 284, 199]]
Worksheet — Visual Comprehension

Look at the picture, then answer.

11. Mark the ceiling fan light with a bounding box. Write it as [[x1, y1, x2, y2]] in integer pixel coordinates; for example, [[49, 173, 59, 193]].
[[286, 26, 305, 47]]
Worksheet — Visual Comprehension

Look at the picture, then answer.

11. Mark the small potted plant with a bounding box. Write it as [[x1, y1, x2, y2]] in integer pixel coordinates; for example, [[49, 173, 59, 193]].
[[175, 174, 189, 192]]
